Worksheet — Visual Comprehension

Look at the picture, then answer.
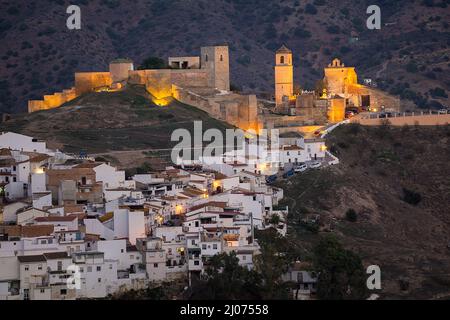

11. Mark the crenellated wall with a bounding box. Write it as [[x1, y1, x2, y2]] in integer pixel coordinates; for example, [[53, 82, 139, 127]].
[[172, 84, 260, 132], [28, 87, 78, 113]]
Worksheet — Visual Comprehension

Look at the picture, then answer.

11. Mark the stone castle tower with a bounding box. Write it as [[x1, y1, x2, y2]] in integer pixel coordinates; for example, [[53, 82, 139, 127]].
[[274, 45, 293, 106], [201, 46, 230, 91]]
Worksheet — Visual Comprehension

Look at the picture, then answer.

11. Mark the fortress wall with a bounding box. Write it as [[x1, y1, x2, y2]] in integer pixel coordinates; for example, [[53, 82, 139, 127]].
[[224, 101, 239, 125], [129, 69, 208, 89], [44, 94, 63, 108], [28, 100, 48, 113], [172, 84, 216, 115], [28, 87, 79, 113], [172, 84, 259, 131], [128, 70, 149, 84], [109, 62, 134, 83], [347, 84, 400, 112], [145, 70, 172, 99], [352, 114, 450, 126], [237, 95, 260, 132], [328, 98, 346, 123], [75, 72, 113, 95], [63, 88, 78, 101], [170, 70, 208, 87]]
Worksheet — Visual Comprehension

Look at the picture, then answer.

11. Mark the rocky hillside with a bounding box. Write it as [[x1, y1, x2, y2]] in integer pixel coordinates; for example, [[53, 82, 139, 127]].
[[276, 124, 450, 299], [1, 0, 449, 114], [1, 84, 232, 169]]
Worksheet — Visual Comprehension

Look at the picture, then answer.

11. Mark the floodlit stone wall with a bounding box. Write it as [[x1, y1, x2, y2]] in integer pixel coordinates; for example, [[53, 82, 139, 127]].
[[75, 72, 113, 95], [172, 85, 260, 131], [328, 97, 346, 123], [109, 61, 134, 83], [28, 87, 78, 113]]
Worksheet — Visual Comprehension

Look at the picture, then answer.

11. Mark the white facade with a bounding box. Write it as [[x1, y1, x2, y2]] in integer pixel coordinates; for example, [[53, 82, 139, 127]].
[[0, 132, 47, 153]]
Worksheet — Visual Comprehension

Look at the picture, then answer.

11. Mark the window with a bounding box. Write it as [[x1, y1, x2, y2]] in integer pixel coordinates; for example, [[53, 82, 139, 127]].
[[13, 177, 16, 182], [202, 244, 206, 250], [13, 166, 16, 171], [280, 56, 284, 64], [40, 289, 45, 293], [120, 249, 124, 253], [205, 54, 208, 62], [60, 289, 67, 295], [130, 255, 134, 260], [87, 266, 92, 272], [80, 267, 84, 273], [213, 244, 218, 250], [57, 261, 62, 271], [153, 263, 158, 268], [97, 278, 101, 283], [194, 261, 200, 266], [96, 266, 101, 271], [220, 55, 223, 61], [109, 264, 112, 270], [242, 255, 247, 260], [191, 240, 196, 245], [25, 265, 29, 271]]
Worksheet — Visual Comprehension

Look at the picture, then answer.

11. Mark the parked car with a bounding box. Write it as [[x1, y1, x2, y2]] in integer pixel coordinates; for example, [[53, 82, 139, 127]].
[[294, 163, 308, 173], [283, 169, 294, 178], [438, 109, 448, 114], [266, 174, 277, 184], [308, 161, 322, 169], [345, 111, 355, 118], [346, 107, 359, 114]]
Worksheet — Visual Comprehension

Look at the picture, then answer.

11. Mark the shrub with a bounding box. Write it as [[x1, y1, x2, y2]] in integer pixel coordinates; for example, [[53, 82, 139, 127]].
[[326, 25, 340, 34], [138, 57, 166, 70], [269, 214, 280, 225], [294, 26, 311, 38], [7, 7, 19, 15], [237, 55, 251, 66], [429, 87, 448, 98], [305, 3, 317, 14], [347, 123, 361, 135], [406, 61, 418, 73], [402, 188, 422, 205], [345, 209, 357, 222]]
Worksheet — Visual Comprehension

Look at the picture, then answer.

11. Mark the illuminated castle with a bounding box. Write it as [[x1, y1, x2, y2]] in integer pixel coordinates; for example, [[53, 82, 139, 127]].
[[27, 46, 260, 132]]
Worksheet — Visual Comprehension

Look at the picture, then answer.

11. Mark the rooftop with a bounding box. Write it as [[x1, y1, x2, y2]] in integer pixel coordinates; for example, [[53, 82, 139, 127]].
[[276, 45, 292, 54]]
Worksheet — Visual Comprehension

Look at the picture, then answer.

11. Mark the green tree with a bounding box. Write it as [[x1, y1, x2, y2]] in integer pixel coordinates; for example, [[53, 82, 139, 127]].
[[254, 229, 291, 299], [269, 214, 280, 225], [313, 236, 368, 300], [138, 56, 167, 70], [189, 252, 263, 300], [345, 209, 357, 222]]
